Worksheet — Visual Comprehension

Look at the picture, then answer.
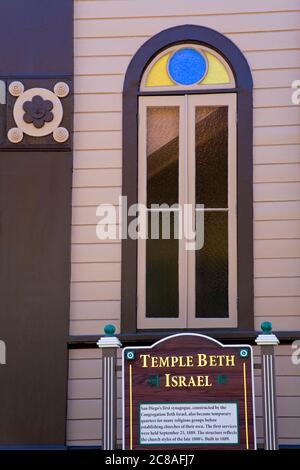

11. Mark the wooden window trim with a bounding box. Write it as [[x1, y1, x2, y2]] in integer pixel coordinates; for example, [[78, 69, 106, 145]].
[[122, 25, 253, 334]]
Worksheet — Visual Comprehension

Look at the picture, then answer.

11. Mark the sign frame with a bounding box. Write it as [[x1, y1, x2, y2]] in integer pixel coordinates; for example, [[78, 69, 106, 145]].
[[122, 333, 257, 450]]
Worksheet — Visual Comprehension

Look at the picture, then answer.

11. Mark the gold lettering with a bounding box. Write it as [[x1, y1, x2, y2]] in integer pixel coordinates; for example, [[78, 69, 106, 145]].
[[187, 376, 196, 387], [170, 356, 179, 367], [140, 354, 150, 368], [198, 375, 212, 387], [209, 355, 217, 367], [226, 355, 235, 367], [178, 376, 186, 387], [165, 373, 171, 387], [186, 356, 194, 367], [159, 357, 169, 368], [218, 355, 225, 367], [198, 376, 205, 386], [152, 356, 159, 368], [171, 375, 178, 387], [164, 374, 212, 388], [140, 353, 235, 369], [197, 354, 208, 367]]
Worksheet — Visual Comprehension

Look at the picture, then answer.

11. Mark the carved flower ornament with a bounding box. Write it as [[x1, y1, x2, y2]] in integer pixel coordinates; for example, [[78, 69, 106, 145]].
[[23, 95, 54, 129], [7, 81, 70, 143]]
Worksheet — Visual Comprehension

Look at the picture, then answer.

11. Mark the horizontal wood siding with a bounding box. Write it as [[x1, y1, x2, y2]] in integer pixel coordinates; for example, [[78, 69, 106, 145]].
[[68, 0, 300, 445]]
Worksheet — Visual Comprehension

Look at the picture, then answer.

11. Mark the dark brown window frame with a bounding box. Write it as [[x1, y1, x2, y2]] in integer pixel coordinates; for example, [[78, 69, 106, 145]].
[[122, 25, 253, 336]]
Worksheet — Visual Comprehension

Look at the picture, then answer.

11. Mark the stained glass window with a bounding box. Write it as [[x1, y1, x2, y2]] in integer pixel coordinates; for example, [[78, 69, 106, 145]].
[[141, 44, 234, 90], [168, 48, 207, 85], [122, 26, 253, 333]]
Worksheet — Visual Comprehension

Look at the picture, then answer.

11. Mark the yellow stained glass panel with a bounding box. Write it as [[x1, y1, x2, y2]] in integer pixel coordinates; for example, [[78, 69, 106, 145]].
[[145, 53, 174, 87], [201, 52, 230, 84], [144, 49, 231, 87]]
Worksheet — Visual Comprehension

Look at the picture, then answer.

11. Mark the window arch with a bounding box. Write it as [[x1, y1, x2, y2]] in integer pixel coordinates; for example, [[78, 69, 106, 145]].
[[140, 44, 235, 90], [122, 25, 253, 336]]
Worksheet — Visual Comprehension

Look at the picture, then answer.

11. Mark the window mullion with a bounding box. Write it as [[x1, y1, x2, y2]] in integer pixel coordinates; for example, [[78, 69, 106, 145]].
[[178, 96, 188, 328], [184, 94, 189, 329], [186, 94, 196, 328]]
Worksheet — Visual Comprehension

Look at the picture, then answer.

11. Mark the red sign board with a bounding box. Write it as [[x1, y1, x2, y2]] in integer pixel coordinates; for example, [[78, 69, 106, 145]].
[[123, 334, 256, 450]]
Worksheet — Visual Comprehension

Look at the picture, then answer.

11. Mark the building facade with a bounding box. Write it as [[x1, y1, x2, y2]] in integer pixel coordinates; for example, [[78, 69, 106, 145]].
[[0, 0, 300, 449]]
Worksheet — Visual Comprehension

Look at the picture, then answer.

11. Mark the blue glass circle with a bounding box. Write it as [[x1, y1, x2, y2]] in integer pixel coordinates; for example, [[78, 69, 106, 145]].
[[168, 48, 207, 85]]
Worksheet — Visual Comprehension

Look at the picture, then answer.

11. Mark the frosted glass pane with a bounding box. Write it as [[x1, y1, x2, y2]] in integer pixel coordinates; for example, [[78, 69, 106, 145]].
[[147, 107, 179, 206], [195, 106, 228, 208], [196, 212, 228, 318], [146, 211, 178, 318]]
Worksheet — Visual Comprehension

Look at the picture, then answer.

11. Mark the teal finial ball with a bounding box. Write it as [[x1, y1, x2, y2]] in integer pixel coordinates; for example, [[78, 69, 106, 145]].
[[261, 321, 272, 334], [104, 324, 116, 336]]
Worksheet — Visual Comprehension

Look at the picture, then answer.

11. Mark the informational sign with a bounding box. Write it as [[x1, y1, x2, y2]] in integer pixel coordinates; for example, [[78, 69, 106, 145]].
[[122, 334, 256, 450]]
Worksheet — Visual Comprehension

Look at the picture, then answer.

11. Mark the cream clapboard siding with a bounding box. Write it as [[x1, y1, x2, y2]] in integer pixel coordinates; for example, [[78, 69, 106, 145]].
[[68, 0, 300, 445]]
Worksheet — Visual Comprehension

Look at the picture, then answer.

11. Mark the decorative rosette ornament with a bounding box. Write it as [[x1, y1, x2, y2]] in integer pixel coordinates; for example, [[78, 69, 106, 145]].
[[23, 95, 54, 129], [7, 81, 70, 143]]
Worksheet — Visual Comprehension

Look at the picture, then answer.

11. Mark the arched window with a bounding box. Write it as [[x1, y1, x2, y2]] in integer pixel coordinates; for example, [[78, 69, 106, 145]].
[[122, 25, 253, 336]]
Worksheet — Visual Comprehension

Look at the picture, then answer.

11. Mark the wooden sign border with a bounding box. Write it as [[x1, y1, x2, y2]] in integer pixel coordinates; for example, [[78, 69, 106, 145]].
[[122, 333, 257, 450]]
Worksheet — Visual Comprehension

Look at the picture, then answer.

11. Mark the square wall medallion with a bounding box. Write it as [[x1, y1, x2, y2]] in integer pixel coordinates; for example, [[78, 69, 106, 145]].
[[0, 78, 72, 150]]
